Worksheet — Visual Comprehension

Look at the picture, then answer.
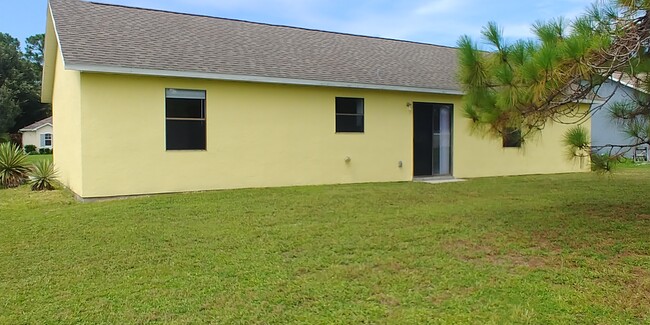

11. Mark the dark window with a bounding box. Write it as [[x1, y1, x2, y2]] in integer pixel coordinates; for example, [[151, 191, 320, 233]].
[[503, 128, 522, 148], [336, 97, 364, 133], [166, 89, 206, 150], [43, 133, 52, 146]]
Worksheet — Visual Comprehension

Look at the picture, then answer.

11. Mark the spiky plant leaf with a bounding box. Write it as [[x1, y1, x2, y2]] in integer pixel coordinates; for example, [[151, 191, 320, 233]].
[[590, 153, 619, 172], [624, 117, 649, 141], [457, 36, 489, 88], [482, 22, 504, 50], [609, 100, 638, 121], [463, 103, 480, 123], [563, 126, 590, 159], [28, 159, 58, 191], [533, 18, 566, 44], [0, 142, 30, 188]]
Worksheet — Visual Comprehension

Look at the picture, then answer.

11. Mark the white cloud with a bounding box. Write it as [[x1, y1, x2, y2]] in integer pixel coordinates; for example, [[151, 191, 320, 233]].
[[501, 23, 535, 39], [415, 0, 466, 15]]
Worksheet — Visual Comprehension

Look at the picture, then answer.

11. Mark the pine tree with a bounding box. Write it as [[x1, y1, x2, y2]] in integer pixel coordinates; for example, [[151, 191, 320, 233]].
[[0, 32, 49, 139], [457, 0, 650, 170]]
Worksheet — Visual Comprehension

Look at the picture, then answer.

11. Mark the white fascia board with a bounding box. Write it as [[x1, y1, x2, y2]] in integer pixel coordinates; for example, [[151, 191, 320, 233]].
[[580, 99, 606, 105], [64, 63, 465, 96], [608, 76, 649, 94], [41, 4, 62, 103], [19, 123, 53, 132]]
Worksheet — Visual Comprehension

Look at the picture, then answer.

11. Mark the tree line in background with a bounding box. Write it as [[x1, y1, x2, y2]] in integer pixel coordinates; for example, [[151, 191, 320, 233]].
[[457, 0, 650, 171], [0, 32, 49, 141]]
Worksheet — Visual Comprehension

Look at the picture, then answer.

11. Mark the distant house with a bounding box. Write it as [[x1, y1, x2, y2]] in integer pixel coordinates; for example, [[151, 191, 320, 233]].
[[42, 0, 590, 200], [19, 117, 53, 151], [592, 75, 649, 159]]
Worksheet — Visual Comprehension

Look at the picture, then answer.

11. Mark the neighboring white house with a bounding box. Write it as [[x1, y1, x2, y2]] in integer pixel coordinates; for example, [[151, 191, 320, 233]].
[[19, 117, 53, 150], [592, 75, 649, 159]]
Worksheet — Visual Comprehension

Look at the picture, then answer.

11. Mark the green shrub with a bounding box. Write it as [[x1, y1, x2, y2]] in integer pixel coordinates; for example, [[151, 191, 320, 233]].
[[24, 145, 37, 154], [0, 142, 31, 188], [28, 159, 58, 191]]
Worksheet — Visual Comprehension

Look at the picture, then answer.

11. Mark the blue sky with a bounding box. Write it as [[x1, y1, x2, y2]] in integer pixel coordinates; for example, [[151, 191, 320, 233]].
[[1, 0, 594, 48]]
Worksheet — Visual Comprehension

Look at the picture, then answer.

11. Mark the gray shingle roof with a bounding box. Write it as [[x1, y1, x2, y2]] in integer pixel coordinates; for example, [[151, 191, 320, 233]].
[[19, 117, 52, 132], [49, 0, 461, 92]]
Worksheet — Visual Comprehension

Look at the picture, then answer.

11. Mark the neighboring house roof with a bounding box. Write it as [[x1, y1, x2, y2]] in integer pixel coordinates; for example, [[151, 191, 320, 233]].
[[45, 0, 462, 96], [19, 117, 53, 132], [609, 72, 648, 94]]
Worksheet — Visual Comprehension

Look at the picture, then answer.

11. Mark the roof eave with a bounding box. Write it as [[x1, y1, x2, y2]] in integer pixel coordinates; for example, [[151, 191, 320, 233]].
[[41, 4, 59, 104], [608, 76, 649, 94], [579, 99, 606, 105], [19, 123, 53, 133], [65, 63, 465, 96]]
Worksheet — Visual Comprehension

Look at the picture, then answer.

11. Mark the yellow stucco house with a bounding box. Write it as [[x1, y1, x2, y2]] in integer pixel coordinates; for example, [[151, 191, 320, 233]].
[[42, 0, 589, 200]]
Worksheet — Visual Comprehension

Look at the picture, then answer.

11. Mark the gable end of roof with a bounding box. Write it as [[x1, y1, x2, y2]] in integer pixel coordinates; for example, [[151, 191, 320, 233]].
[[19, 117, 53, 132]]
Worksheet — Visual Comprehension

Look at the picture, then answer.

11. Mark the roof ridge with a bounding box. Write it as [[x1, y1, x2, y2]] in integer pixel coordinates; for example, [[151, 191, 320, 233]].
[[87, 0, 458, 50]]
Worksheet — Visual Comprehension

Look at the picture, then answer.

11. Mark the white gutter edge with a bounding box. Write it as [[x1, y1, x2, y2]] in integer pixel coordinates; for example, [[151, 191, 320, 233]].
[[65, 63, 465, 95]]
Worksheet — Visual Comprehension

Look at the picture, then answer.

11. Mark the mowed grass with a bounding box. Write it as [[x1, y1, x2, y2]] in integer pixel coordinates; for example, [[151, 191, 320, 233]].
[[25, 154, 52, 164], [1, 168, 649, 324]]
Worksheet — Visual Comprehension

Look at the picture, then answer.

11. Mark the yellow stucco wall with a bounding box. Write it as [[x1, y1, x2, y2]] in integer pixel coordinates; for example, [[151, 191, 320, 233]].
[[21, 125, 53, 149], [61, 72, 588, 198], [52, 48, 83, 194], [79, 74, 413, 197], [453, 118, 590, 178]]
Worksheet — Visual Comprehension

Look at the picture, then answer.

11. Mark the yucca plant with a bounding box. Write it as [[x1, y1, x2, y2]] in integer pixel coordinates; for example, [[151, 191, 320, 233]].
[[28, 159, 58, 191], [0, 142, 31, 188]]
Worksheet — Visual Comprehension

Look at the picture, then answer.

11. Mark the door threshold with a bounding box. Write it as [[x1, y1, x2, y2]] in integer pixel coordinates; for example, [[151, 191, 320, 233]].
[[413, 176, 466, 184]]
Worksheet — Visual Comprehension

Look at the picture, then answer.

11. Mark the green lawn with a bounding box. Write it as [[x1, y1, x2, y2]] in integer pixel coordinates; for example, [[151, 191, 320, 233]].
[[26, 154, 52, 164], [1, 169, 649, 323]]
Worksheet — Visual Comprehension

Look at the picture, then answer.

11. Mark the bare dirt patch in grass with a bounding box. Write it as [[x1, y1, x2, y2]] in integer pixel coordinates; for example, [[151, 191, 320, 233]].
[[442, 238, 555, 269]]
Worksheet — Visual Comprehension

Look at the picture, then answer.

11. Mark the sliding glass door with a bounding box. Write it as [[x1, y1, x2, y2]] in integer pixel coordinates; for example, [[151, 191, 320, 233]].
[[413, 103, 452, 176]]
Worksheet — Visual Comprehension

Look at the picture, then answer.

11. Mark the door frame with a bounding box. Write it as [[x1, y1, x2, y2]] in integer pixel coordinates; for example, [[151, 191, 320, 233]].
[[412, 102, 454, 177]]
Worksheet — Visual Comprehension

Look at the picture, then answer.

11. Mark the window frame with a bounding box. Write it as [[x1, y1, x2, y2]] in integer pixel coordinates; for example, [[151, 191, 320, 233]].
[[43, 133, 52, 147], [502, 127, 522, 148], [335, 97, 365, 133], [165, 88, 207, 151]]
